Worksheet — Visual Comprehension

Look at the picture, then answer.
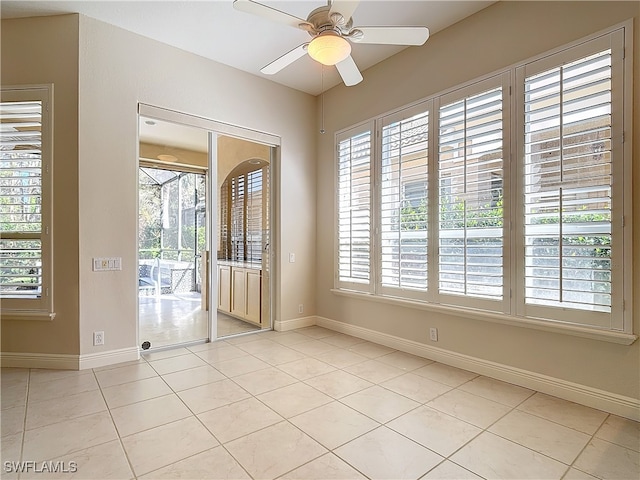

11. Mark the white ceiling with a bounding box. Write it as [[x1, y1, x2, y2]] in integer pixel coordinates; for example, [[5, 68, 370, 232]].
[[1, 0, 495, 96]]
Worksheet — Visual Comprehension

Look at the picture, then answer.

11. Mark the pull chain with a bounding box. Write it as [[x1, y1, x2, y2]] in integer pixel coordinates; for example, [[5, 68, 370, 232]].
[[320, 65, 326, 134]]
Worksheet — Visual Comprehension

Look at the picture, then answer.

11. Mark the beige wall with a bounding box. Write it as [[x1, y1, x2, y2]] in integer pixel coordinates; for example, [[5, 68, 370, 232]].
[[77, 15, 317, 354], [316, 1, 640, 399], [1, 13, 317, 357], [1, 15, 80, 355], [218, 135, 271, 190], [2, 2, 637, 406]]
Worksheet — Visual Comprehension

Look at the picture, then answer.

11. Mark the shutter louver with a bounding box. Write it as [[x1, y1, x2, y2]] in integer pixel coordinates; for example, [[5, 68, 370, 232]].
[[231, 175, 245, 261], [381, 110, 429, 292], [246, 169, 263, 264], [222, 168, 263, 264], [338, 129, 372, 286], [523, 50, 612, 313], [0, 100, 43, 299], [439, 87, 504, 300]]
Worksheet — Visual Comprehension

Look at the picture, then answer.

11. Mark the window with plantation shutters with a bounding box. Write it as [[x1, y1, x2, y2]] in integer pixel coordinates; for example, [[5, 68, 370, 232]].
[[1, 86, 53, 318], [437, 77, 507, 308], [517, 31, 627, 330], [334, 25, 631, 336], [231, 174, 246, 261], [221, 167, 263, 264], [336, 124, 372, 292], [246, 169, 263, 263], [380, 106, 429, 297]]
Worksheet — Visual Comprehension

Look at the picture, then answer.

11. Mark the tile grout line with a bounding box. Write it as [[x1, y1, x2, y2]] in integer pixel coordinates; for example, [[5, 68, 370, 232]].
[[562, 413, 610, 479], [18, 368, 31, 466], [136, 367, 255, 480], [432, 389, 529, 479], [5, 327, 635, 480], [91, 367, 139, 480], [263, 342, 472, 479], [195, 329, 369, 479]]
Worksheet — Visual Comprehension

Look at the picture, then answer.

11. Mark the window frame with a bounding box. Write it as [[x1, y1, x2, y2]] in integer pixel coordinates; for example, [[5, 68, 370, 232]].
[[514, 28, 630, 332], [1, 84, 54, 320], [333, 22, 633, 339], [335, 121, 375, 294], [433, 73, 512, 313], [378, 101, 431, 302]]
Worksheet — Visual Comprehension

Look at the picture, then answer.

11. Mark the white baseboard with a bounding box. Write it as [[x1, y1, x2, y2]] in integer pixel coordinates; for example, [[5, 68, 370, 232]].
[[79, 347, 140, 370], [316, 316, 640, 421], [1, 347, 140, 370], [0, 352, 79, 370], [274, 315, 317, 332]]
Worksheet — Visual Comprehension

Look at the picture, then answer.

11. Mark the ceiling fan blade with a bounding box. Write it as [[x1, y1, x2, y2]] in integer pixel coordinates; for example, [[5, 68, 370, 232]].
[[329, 0, 360, 22], [336, 55, 363, 87], [351, 26, 430, 45], [260, 44, 308, 75], [233, 0, 309, 29]]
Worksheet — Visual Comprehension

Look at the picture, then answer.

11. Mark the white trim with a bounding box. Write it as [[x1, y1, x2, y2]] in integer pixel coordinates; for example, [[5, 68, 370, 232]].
[[0, 352, 78, 370], [78, 347, 140, 370], [274, 315, 317, 331], [1, 85, 54, 317], [138, 103, 281, 147], [1, 347, 140, 370], [315, 316, 640, 421], [333, 20, 634, 337], [1, 310, 56, 321], [331, 288, 637, 345]]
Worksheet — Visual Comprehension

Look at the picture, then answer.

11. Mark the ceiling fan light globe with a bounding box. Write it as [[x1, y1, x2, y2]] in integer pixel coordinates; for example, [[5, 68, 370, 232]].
[[308, 33, 351, 66]]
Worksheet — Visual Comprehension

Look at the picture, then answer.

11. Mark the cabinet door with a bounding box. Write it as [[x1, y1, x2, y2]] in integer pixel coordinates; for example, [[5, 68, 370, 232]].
[[218, 265, 231, 313], [231, 267, 246, 317], [245, 269, 262, 324]]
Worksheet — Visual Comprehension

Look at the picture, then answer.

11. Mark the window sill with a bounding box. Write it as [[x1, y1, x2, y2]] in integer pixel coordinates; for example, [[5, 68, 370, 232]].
[[330, 289, 637, 346], [1, 310, 56, 321]]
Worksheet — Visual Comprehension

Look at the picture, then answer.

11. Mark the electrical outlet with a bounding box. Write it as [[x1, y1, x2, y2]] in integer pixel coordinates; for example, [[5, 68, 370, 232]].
[[298, 304, 304, 314], [93, 331, 104, 346], [429, 327, 438, 342], [289, 253, 296, 263]]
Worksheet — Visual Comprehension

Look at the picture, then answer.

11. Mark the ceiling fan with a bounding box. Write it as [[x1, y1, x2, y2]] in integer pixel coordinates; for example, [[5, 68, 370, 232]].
[[233, 0, 430, 87]]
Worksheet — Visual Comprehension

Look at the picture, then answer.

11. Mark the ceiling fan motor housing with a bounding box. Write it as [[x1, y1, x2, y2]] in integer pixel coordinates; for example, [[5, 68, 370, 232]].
[[305, 6, 353, 37]]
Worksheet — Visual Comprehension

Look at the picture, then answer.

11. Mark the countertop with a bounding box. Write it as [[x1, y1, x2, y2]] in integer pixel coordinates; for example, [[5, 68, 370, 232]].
[[217, 259, 262, 270]]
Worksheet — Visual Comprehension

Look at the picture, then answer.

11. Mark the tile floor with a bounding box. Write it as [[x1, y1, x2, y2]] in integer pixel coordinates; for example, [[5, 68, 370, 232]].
[[139, 292, 261, 349], [1, 326, 639, 480]]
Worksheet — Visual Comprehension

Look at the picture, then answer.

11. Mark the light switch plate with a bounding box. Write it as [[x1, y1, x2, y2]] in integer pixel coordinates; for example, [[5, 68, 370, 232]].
[[93, 257, 122, 271]]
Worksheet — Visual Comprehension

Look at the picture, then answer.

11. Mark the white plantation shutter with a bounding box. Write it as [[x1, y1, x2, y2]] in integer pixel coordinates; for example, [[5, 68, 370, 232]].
[[231, 174, 245, 261], [246, 169, 263, 263], [517, 32, 626, 329], [380, 104, 429, 298], [336, 124, 373, 292], [437, 75, 508, 310], [333, 26, 631, 335], [221, 168, 263, 263], [0, 86, 52, 316]]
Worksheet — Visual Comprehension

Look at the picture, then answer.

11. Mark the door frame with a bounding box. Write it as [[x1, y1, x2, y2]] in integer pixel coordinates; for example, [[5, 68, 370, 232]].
[[137, 103, 280, 347]]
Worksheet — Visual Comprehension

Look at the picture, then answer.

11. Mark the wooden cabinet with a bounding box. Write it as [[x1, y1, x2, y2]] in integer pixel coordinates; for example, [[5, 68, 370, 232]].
[[217, 264, 231, 313], [245, 269, 262, 324], [218, 263, 261, 325], [230, 267, 246, 318]]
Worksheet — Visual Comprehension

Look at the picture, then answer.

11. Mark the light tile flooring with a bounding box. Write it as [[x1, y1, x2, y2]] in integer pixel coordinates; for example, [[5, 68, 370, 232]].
[[1, 326, 639, 480], [217, 312, 262, 338], [139, 292, 208, 348], [139, 293, 261, 349]]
